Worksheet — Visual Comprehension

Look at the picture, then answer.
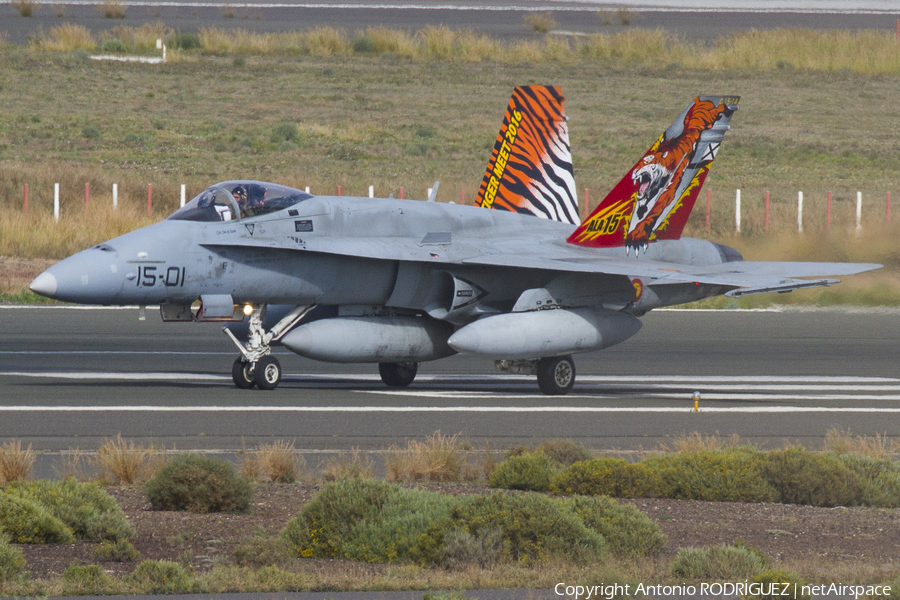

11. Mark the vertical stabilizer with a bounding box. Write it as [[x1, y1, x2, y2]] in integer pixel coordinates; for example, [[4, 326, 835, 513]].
[[568, 95, 739, 254], [476, 86, 579, 225]]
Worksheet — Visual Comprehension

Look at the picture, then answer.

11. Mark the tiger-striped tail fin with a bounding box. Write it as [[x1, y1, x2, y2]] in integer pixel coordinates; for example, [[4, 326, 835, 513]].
[[568, 95, 739, 254], [475, 86, 579, 225]]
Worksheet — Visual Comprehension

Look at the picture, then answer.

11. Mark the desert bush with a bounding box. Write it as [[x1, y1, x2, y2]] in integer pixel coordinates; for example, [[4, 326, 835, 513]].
[[145, 453, 252, 513], [561, 495, 667, 558], [169, 31, 201, 50], [321, 447, 375, 481], [0, 494, 75, 544], [551, 457, 658, 497], [63, 563, 113, 595], [670, 544, 769, 579], [36, 24, 97, 51], [837, 454, 900, 507], [6, 479, 134, 541], [0, 440, 35, 483], [643, 448, 779, 503], [763, 446, 861, 507], [126, 560, 196, 594], [537, 439, 592, 465], [233, 532, 293, 568], [0, 533, 26, 583], [439, 526, 503, 570], [488, 451, 561, 491], [96, 434, 165, 485], [95, 539, 141, 562], [197, 565, 306, 593], [743, 569, 811, 600], [288, 479, 617, 567], [417, 492, 606, 566]]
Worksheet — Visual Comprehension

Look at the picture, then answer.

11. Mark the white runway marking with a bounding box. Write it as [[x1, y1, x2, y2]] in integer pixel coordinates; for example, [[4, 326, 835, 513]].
[[2, 405, 900, 413]]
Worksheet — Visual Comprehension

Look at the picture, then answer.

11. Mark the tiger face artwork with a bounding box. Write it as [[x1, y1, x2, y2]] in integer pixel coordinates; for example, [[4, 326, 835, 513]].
[[568, 96, 739, 254], [625, 99, 733, 250]]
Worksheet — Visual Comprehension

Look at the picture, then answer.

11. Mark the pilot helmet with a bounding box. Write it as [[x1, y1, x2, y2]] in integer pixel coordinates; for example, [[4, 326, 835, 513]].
[[232, 185, 248, 203]]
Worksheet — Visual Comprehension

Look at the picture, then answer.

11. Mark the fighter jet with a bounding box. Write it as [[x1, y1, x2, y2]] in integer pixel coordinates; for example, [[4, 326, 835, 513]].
[[29, 87, 880, 394]]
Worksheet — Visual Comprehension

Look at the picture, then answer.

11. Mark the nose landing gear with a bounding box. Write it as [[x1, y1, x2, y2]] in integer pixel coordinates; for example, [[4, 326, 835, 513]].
[[224, 304, 312, 391]]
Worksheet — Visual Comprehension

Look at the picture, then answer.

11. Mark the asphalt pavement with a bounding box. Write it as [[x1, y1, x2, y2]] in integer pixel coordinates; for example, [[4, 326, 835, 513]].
[[3, 306, 900, 457]]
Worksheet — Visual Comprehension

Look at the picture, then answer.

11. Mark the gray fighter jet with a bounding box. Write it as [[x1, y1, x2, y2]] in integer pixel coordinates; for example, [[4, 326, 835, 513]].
[[29, 87, 880, 394]]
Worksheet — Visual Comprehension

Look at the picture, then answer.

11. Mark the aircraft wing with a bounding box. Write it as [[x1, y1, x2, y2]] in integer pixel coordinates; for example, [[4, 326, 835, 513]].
[[203, 236, 880, 297]]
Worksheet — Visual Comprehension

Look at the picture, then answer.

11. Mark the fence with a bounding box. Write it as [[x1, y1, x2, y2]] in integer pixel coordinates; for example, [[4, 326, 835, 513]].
[[13, 183, 896, 235]]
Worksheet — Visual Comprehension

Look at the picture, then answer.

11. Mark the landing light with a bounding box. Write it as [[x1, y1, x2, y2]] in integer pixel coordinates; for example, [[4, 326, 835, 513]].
[[243, 304, 254, 316]]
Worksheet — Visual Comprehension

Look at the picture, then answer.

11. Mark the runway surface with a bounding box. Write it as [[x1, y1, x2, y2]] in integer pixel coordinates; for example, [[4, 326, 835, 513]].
[[1, 1, 896, 46], [3, 306, 900, 456]]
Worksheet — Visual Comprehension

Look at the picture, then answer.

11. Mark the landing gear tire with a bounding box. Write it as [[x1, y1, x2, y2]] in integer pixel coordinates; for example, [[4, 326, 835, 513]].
[[232, 357, 256, 389], [254, 356, 282, 391], [536, 355, 575, 396], [379, 362, 418, 387]]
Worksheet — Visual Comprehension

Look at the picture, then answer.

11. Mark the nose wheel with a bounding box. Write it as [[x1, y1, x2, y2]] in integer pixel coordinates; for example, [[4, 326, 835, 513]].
[[232, 357, 256, 389]]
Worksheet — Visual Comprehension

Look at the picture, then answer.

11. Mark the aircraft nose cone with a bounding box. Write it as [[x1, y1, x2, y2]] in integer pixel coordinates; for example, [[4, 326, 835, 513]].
[[33, 249, 124, 304], [29, 271, 58, 297]]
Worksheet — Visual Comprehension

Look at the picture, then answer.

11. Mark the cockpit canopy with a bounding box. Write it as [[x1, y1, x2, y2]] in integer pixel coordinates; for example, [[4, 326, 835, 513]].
[[168, 181, 313, 222]]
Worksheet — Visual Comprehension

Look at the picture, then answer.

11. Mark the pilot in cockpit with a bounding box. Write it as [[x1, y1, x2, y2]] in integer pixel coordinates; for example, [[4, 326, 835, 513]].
[[232, 185, 248, 213]]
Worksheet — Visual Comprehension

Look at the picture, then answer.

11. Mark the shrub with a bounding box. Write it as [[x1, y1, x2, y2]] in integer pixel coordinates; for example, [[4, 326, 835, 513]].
[[100, 38, 127, 53], [561, 495, 667, 558], [126, 560, 195, 594], [12, 0, 34, 17], [382, 432, 469, 483], [742, 569, 811, 600], [418, 492, 606, 566], [98, 0, 126, 19], [551, 457, 658, 497], [145, 453, 253, 513], [0, 494, 75, 544], [0, 440, 35, 483], [233, 533, 293, 568], [279, 513, 309, 556], [0, 533, 26, 583], [94, 539, 141, 562], [352, 35, 376, 53], [6, 479, 134, 541], [169, 31, 201, 50], [763, 446, 861, 507], [290, 478, 400, 558], [537, 439, 592, 465], [488, 451, 560, 491], [82, 126, 102, 140], [838, 454, 900, 507], [670, 544, 769, 579], [439, 526, 503, 570], [63, 564, 113, 595], [271, 123, 300, 144], [244, 440, 305, 483], [643, 448, 778, 503]]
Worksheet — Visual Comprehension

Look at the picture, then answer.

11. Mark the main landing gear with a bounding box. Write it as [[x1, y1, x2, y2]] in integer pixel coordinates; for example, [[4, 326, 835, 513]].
[[224, 304, 312, 391], [379, 362, 419, 387], [496, 354, 576, 395]]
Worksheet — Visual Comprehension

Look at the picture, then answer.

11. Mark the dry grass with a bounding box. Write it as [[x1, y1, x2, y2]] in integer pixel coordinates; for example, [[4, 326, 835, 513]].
[[524, 12, 557, 34], [98, 0, 127, 19], [241, 440, 307, 483], [54, 449, 96, 481], [0, 440, 36, 483], [11, 0, 35, 17], [35, 23, 97, 51], [321, 447, 375, 481], [823, 427, 899, 460], [383, 431, 468, 482], [95, 435, 166, 484], [658, 432, 743, 454]]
